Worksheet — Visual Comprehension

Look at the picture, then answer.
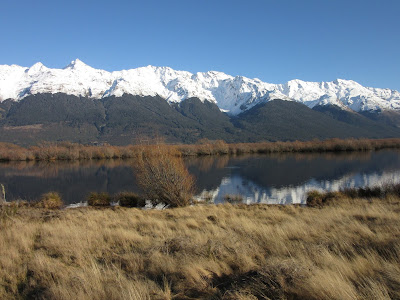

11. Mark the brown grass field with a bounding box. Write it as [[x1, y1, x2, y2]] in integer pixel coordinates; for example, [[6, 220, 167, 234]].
[[1, 138, 400, 161], [1, 195, 399, 299]]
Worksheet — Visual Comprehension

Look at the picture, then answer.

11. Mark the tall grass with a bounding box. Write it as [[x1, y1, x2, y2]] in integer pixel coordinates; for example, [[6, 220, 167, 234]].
[[0, 195, 399, 299], [0, 183, 5, 204], [1, 138, 400, 161]]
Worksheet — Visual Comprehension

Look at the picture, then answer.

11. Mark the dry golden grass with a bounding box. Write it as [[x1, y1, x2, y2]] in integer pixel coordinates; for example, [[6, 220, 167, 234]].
[[0, 196, 399, 299]]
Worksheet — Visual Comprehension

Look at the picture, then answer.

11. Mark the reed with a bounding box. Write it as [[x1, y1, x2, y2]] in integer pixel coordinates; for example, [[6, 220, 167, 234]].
[[1, 138, 400, 161]]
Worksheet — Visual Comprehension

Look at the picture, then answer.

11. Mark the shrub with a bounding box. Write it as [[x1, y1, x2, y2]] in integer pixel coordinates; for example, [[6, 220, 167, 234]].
[[135, 144, 195, 207], [306, 190, 342, 207], [387, 183, 400, 197], [115, 192, 145, 207], [358, 187, 382, 198], [341, 183, 400, 199], [87, 192, 111, 207], [34, 192, 63, 209], [306, 190, 324, 207], [341, 188, 359, 199], [224, 194, 244, 204]]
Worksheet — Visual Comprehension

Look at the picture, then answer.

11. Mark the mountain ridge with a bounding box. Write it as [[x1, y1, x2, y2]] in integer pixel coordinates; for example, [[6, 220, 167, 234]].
[[1, 59, 399, 116]]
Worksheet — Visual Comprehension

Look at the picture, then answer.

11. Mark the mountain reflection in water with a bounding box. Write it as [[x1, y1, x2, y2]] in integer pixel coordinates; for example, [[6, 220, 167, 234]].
[[0, 150, 399, 205]]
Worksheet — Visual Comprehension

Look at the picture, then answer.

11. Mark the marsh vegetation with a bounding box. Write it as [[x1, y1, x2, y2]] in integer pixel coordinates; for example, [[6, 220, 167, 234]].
[[1, 138, 400, 161]]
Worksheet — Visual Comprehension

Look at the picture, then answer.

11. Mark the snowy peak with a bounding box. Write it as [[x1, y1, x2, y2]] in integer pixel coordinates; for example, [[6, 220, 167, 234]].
[[27, 62, 47, 74], [278, 79, 400, 112], [64, 59, 91, 70], [0, 60, 399, 115]]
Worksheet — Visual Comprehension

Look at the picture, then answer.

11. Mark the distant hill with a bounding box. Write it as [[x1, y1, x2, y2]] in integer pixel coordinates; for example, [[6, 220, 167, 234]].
[[233, 100, 400, 142], [1, 94, 399, 146]]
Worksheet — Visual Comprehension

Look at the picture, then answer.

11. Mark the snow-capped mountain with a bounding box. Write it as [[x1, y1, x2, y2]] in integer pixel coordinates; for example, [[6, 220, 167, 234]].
[[0, 59, 399, 115]]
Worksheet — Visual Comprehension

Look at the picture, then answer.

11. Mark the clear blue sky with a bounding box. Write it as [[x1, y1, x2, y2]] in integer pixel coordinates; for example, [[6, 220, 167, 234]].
[[1, 0, 399, 90]]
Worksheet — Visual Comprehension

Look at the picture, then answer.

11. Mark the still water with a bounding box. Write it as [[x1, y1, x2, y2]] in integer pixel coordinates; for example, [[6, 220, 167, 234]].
[[0, 150, 400, 205]]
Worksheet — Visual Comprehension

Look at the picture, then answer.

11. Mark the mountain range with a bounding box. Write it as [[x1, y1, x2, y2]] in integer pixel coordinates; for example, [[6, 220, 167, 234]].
[[0, 59, 399, 145]]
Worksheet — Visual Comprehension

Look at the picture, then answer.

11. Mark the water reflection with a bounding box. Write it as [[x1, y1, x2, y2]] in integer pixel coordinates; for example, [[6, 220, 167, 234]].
[[187, 151, 400, 204], [0, 159, 140, 204], [0, 150, 399, 204]]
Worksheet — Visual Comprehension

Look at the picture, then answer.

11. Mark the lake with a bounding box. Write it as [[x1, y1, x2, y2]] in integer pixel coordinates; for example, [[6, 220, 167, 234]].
[[1, 149, 400, 205]]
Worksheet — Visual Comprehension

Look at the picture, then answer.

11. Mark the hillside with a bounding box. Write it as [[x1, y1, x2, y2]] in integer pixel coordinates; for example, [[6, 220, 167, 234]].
[[1, 94, 399, 145]]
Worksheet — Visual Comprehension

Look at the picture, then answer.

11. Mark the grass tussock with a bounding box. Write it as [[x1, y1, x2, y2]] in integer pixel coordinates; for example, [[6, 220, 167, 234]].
[[1, 138, 400, 161], [0, 195, 399, 299], [87, 192, 111, 207], [33, 192, 64, 209]]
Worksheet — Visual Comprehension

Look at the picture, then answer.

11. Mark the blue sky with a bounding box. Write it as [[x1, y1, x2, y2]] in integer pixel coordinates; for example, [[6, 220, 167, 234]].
[[1, 0, 399, 90]]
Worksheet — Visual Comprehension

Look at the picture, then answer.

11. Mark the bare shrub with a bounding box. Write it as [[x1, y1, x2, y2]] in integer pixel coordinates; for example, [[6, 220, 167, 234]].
[[135, 144, 195, 207]]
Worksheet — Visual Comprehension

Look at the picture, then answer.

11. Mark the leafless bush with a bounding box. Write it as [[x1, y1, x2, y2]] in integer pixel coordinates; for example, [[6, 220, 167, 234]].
[[135, 144, 195, 207]]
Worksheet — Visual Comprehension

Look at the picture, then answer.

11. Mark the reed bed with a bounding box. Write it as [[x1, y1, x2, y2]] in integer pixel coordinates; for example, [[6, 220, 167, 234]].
[[1, 138, 400, 161], [0, 194, 399, 299]]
